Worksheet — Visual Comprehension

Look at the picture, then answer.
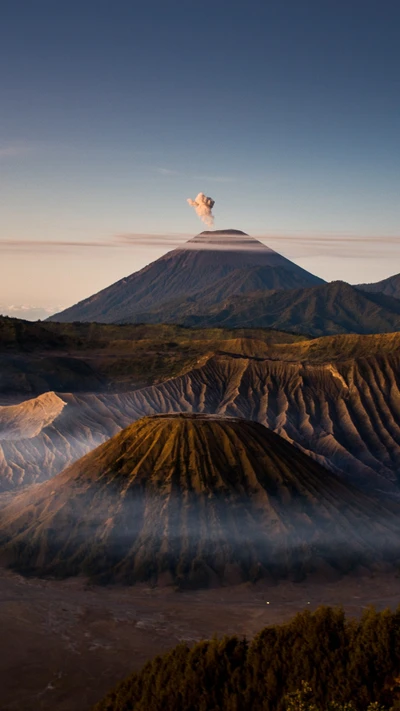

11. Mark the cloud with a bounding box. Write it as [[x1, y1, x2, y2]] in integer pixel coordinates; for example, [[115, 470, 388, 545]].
[[187, 192, 215, 227], [0, 239, 113, 254], [254, 233, 400, 260], [0, 235, 189, 254], [0, 304, 65, 320], [0, 232, 400, 259], [193, 175, 236, 183], [0, 142, 34, 160], [113, 231, 400, 260], [155, 167, 235, 182], [116, 233, 187, 248], [155, 167, 178, 176]]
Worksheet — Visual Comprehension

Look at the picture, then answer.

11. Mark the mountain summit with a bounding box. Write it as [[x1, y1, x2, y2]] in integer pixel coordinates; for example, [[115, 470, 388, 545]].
[[49, 230, 324, 324], [1, 413, 397, 586]]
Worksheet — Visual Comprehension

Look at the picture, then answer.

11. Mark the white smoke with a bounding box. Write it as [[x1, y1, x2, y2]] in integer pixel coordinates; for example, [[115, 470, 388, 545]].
[[187, 192, 215, 227]]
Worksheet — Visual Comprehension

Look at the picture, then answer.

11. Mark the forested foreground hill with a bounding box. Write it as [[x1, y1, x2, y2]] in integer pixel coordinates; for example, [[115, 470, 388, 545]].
[[93, 606, 400, 711]]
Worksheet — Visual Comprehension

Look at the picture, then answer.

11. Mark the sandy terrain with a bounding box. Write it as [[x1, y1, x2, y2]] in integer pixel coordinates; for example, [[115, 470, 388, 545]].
[[1, 569, 400, 711]]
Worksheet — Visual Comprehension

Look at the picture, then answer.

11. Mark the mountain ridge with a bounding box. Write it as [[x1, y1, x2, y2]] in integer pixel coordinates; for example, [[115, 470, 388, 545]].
[[125, 280, 400, 337], [357, 272, 400, 299]]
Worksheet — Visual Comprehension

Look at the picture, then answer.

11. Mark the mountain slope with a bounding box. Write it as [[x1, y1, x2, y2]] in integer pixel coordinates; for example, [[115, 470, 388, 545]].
[[48, 230, 324, 324], [145, 281, 400, 336], [0, 391, 65, 440], [357, 272, 400, 299], [2, 333, 400, 495], [1, 414, 398, 586]]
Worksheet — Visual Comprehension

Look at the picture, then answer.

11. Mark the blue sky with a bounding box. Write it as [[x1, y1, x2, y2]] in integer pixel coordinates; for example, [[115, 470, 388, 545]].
[[1, 0, 400, 317]]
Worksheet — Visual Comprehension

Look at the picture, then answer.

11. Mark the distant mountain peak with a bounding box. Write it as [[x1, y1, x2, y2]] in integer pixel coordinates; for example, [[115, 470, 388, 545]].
[[48, 229, 325, 324], [357, 272, 400, 300]]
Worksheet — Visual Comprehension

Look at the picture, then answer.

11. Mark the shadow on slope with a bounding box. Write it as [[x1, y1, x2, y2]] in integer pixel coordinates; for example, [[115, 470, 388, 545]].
[[0, 415, 399, 588], [136, 281, 400, 337]]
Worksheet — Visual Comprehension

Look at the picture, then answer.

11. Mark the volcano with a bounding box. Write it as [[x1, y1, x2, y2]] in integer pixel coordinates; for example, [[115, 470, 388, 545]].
[[49, 230, 324, 324], [1, 414, 398, 587]]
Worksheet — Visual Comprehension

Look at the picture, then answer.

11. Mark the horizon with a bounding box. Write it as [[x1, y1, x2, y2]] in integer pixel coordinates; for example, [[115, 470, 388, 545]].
[[2, 226, 400, 320], [3, 3, 400, 706], [1, 0, 400, 318]]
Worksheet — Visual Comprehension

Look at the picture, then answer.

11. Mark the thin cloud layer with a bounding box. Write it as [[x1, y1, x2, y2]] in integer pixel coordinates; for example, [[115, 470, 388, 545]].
[[0, 232, 400, 259], [0, 304, 64, 320], [0, 142, 34, 159], [193, 175, 236, 183], [155, 167, 178, 175]]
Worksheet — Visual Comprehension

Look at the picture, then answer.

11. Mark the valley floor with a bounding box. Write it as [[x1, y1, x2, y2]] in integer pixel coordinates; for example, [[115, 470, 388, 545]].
[[1, 569, 400, 711]]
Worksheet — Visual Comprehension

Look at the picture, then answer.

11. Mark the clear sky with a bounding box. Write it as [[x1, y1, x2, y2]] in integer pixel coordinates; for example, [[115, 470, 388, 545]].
[[1, 0, 400, 318]]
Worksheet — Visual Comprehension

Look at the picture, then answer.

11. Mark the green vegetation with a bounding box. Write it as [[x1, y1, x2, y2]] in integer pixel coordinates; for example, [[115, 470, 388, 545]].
[[93, 606, 400, 711]]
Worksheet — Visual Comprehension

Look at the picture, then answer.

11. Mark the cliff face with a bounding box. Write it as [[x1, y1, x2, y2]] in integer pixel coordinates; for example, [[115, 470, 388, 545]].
[[1, 344, 400, 496]]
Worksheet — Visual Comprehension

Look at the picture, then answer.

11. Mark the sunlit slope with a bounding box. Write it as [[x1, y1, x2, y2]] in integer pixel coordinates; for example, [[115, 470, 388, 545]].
[[0, 391, 65, 440], [2, 332, 400, 494], [1, 414, 398, 586]]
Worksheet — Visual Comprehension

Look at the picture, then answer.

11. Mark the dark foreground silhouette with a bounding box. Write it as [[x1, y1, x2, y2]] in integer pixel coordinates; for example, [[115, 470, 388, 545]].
[[93, 606, 400, 711]]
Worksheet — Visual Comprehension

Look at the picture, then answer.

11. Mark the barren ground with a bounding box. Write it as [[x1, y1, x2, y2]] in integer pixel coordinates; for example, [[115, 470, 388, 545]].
[[1, 568, 400, 711]]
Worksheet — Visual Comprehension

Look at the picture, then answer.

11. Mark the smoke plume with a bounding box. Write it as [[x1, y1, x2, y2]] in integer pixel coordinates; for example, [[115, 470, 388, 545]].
[[187, 192, 215, 227]]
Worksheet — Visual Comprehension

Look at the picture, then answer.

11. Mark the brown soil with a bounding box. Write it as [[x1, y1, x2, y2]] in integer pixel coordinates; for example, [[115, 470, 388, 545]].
[[2, 415, 396, 586], [1, 568, 400, 711]]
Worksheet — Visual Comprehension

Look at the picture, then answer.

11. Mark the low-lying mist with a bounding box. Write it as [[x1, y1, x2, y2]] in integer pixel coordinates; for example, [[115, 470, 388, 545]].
[[1, 481, 399, 588]]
